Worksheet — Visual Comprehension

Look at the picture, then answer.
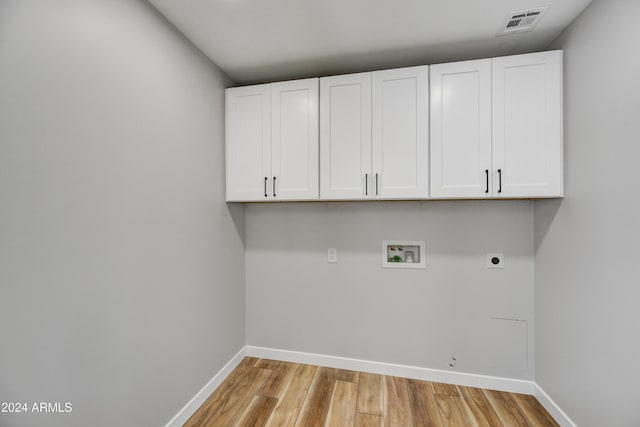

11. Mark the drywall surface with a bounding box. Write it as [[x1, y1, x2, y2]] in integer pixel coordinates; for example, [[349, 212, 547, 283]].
[[246, 201, 534, 380], [0, 1, 244, 426], [148, 0, 593, 84], [535, 0, 640, 425]]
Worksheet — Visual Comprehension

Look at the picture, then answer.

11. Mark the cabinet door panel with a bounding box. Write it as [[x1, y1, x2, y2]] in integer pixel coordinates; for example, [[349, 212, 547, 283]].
[[492, 51, 563, 197], [271, 78, 319, 200], [320, 73, 372, 199], [430, 59, 492, 198], [372, 66, 429, 199], [225, 84, 271, 201]]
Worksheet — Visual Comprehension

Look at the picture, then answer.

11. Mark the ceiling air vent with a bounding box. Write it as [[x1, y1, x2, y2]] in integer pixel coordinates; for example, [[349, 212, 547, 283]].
[[497, 6, 550, 36]]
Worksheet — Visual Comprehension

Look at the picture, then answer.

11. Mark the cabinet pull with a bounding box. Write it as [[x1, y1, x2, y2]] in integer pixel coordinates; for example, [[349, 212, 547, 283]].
[[485, 170, 489, 194], [498, 169, 502, 194], [365, 174, 368, 196], [375, 173, 379, 196], [264, 177, 268, 198], [273, 177, 276, 198]]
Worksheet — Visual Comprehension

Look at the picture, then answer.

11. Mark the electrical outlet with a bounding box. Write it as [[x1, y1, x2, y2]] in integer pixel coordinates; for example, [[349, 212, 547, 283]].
[[487, 253, 504, 269], [328, 248, 337, 263]]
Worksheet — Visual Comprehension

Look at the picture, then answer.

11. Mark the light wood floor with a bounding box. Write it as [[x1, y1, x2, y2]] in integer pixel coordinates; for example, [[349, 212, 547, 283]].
[[184, 357, 559, 427]]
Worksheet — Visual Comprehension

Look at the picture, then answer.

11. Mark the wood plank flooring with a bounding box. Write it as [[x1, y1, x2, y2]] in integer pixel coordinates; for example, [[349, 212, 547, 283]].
[[184, 358, 559, 427]]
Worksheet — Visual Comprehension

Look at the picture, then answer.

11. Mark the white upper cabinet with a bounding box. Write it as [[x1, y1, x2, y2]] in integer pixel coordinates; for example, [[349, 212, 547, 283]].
[[226, 84, 271, 201], [228, 51, 562, 202], [492, 51, 563, 198], [372, 66, 429, 199], [271, 79, 319, 201], [430, 59, 492, 198], [226, 78, 319, 202], [320, 73, 372, 200], [430, 51, 563, 199], [320, 66, 429, 200]]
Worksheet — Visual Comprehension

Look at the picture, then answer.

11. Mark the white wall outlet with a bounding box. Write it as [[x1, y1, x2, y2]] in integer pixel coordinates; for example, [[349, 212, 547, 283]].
[[487, 253, 504, 269], [328, 248, 337, 263]]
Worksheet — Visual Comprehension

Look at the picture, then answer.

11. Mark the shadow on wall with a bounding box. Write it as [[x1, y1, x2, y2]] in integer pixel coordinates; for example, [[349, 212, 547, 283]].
[[533, 199, 562, 254], [227, 202, 246, 246], [245, 200, 534, 259]]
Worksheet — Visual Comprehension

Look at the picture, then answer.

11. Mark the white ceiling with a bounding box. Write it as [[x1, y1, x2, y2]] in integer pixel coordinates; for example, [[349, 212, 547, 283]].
[[148, 0, 592, 84]]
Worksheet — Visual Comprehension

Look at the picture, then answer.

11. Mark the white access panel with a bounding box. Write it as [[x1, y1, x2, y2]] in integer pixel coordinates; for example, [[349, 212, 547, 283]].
[[492, 51, 563, 198], [320, 73, 372, 200], [430, 59, 492, 198], [372, 66, 429, 199], [271, 78, 319, 201], [225, 84, 271, 201]]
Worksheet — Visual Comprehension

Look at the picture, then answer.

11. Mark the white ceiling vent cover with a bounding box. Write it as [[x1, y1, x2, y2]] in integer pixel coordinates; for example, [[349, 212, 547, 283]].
[[497, 6, 550, 36]]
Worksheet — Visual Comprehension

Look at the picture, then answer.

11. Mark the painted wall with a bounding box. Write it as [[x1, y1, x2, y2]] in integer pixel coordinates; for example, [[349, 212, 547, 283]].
[[535, 0, 640, 425], [0, 1, 244, 426], [246, 201, 534, 380]]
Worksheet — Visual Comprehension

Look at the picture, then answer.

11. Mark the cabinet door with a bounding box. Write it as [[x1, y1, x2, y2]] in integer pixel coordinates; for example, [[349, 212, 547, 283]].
[[271, 78, 319, 200], [225, 84, 271, 201], [320, 73, 372, 200], [430, 59, 492, 198], [372, 66, 429, 199], [492, 51, 563, 198]]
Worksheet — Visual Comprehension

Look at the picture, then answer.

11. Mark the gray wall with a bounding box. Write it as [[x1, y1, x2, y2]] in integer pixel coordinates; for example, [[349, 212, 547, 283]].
[[0, 1, 244, 426], [535, 0, 640, 425], [246, 201, 535, 380]]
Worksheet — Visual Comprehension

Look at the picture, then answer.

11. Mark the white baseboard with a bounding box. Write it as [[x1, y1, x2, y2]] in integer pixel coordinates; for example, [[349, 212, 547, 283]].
[[246, 345, 534, 395], [164, 347, 247, 427], [534, 383, 577, 427]]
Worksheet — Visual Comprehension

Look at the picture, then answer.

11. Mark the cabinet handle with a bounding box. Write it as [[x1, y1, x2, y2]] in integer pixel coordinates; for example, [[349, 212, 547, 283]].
[[365, 174, 368, 196], [273, 177, 276, 198], [498, 169, 502, 194], [485, 170, 489, 194], [375, 173, 379, 196], [264, 177, 268, 198]]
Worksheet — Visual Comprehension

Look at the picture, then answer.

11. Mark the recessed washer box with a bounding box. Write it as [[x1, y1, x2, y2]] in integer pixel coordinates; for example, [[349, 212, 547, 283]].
[[382, 240, 426, 269]]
